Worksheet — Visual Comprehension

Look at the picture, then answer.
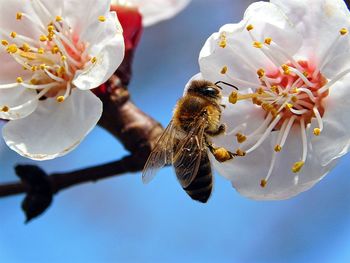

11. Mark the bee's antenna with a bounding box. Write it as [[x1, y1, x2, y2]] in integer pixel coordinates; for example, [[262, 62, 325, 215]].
[[214, 81, 239, 90]]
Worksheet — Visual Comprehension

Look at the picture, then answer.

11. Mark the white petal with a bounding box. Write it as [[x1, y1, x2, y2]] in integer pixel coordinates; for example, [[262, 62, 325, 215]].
[[72, 11, 124, 90], [2, 89, 102, 160], [322, 51, 350, 79], [211, 108, 337, 199], [0, 0, 42, 40], [63, 0, 111, 35], [0, 52, 32, 85], [0, 87, 38, 120], [271, 0, 350, 65], [311, 75, 350, 166], [199, 2, 302, 92]]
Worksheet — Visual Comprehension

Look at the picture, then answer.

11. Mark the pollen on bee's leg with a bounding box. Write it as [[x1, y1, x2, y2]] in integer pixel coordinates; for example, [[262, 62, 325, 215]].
[[212, 147, 234, 162]]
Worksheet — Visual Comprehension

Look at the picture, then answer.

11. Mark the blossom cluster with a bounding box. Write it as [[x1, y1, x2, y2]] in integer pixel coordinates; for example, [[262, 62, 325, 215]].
[[197, 0, 350, 199]]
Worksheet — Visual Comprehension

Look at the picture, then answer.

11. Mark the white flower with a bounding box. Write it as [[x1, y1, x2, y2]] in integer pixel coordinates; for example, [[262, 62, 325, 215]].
[[198, 0, 350, 200], [0, 0, 124, 160], [111, 0, 190, 27]]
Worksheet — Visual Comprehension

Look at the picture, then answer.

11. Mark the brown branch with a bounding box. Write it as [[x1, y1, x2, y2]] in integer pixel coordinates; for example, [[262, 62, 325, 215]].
[[0, 78, 163, 198]]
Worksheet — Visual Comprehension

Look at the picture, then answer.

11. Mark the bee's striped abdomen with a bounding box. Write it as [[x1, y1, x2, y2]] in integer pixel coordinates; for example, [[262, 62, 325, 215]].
[[181, 153, 213, 203]]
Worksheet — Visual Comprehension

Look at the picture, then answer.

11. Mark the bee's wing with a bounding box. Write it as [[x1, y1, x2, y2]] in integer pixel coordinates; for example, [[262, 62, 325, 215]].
[[173, 116, 207, 188], [142, 120, 177, 184]]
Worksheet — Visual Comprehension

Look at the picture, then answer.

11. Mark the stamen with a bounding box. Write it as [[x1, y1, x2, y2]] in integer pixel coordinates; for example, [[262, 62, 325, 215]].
[[289, 108, 308, 115], [98, 16, 106, 22], [313, 128, 321, 136], [268, 41, 304, 72], [279, 116, 296, 148], [318, 67, 350, 94], [317, 28, 348, 75], [44, 69, 65, 82], [288, 67, 316, 87], [313, 106, 323, 131], [245, 114, 281, 154], [292, 161, 304, 173], [300, 118, 307, 162], [296, 87, 316, 102]]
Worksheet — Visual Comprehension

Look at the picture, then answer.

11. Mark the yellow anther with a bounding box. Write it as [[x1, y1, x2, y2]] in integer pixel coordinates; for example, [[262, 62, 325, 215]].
[[39, 35, 48, 42], [229, 91, 238, 104], [236, 149, 246, 157], [55, 16, 62, 22], [30, 79, 38, 85], [219, 39, 226, 48], [291, 88, 298, 93], [220, 66, 228, 74], [236, 133, 247, 143], [56, 96, 65, 103], [274, 145, 282, 152], [61, 55, 67, 61], [7, 44, 18, 53], [292, 161, 304, 173], [262, 103, 273, 112], [98, 15, 106, 22], [246, 24, 254, 31], [264, 38, 272, 45], [51, 46, 59, 54], [281, 64, 290, 74], [257, 87, 264, 94], [257, 68, 265, 78], [253, 41, 263, 48], [286, 103, 293, 109], [16, 12, 23, 20], [271, 85, 279, 94], [270, 108, 278, 117], [303, 71, 309, 77], [31, 65, 38, 71], [252, 97, 262, 105], [10, 32, 17, 38], [340, 28, 348, 35], [40, 64, 46, 70], [91, 57, 97, 63], [47, 25, 55, 32], [313, 128, 321, 136], [37, 48, 44, 54], [1, 106, 9, 112], [291, 96, 298, 103], [260, 179, 267, 188], [16, 77, 23, 83], [22, 43, 31, 52], [213, 147, 233, 162], [219, 32, 227, 48], [1, 40, 8, 46], [57, 66, 66, 75]]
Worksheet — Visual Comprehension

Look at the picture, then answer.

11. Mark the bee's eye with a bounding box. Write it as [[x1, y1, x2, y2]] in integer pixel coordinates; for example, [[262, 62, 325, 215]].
[[202, 87, 219, 97]]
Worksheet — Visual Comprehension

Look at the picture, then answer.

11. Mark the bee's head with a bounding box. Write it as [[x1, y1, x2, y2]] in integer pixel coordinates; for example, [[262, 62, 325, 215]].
[[187, 80, 222, 101]]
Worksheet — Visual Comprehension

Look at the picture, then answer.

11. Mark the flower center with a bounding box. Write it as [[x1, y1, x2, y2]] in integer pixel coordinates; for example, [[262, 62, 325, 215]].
[[0, 0, 105, 111], [216, 24, 350, 188]]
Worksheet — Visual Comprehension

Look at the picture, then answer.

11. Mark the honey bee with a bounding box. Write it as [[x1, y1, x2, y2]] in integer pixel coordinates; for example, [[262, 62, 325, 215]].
[[142, 80, 239, 203]]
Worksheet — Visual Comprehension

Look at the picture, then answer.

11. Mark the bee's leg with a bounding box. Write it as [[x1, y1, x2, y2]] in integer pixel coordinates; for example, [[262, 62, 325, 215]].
[[220, 104, 226, 109], [207, 124, 226, 137], [206, 141, 239, 163]]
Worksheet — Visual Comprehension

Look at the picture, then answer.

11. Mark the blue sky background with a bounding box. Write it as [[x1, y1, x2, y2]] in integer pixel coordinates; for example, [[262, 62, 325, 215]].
[[1, 0, 350, 262]]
